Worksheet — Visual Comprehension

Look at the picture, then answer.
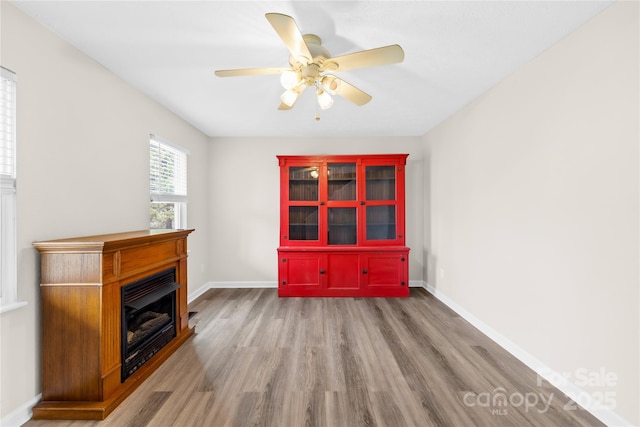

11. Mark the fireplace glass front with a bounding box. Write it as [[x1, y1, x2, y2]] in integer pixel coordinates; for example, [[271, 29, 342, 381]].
[[121, 268, 179, 382]]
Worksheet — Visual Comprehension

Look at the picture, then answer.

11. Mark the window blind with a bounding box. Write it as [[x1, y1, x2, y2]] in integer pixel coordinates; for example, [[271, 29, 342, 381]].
[[0, 67, 16, 186], [149, 134, 187, 203], [0, 67, 17, 308]]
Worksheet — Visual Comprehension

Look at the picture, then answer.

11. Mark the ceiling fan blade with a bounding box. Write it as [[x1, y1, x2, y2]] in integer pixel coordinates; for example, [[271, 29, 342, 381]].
[[327, 45, 404, 72], [215, 67, 288, 77], [332, 78, 372, 106], [265, 13, 312, 63]]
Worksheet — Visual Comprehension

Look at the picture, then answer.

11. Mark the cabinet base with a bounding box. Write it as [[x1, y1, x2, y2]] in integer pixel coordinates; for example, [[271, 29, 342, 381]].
[[278, 247, 410, 298], [278, 287, 410, 298]]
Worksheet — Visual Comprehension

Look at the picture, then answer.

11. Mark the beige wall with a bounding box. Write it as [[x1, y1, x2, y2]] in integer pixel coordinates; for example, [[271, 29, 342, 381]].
[[207, 137, 425, 283], [0, 2, 211, 419], [424, 1, 638, 424], [2, 0, 637, 425]]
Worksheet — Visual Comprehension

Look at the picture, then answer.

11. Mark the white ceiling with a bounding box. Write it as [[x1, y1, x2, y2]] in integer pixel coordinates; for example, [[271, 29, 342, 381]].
[[11, 1, 613, 138]]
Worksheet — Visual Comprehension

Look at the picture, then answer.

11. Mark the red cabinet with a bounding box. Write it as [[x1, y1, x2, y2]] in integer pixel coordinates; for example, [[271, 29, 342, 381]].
[[277, 154, 410, 297]]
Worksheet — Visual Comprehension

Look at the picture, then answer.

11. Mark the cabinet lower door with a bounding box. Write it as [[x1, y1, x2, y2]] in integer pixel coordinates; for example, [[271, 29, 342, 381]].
[[278, 253, 322, 297], [361, 253, 409, 297], [326, 253, 360, 293]]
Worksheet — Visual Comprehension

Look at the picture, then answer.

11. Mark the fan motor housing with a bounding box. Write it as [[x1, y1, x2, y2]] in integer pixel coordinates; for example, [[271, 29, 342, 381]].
[[300, 34, 330, 64]]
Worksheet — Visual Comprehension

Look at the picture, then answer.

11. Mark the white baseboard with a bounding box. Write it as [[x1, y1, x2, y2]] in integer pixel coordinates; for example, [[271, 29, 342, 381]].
[[187, 282, 211, 303], [409, 280, 423, 288], [0, 394, 40, 427], [207, 281, 277, 289], [420, 281, 633, 427], [188, 281, 277, 303]]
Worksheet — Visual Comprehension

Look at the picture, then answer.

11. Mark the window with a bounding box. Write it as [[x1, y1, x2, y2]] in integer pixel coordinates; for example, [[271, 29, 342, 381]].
[[0, 67, 21, 312], [149, 134, 188, 229]]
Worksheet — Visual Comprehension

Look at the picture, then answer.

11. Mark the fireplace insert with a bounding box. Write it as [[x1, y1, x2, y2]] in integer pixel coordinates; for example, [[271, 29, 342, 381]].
[[121, 268, 179, 382]]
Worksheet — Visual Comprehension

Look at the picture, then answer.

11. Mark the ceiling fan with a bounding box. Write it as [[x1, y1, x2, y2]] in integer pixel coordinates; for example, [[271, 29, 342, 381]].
[[215, 13, 404, 114]]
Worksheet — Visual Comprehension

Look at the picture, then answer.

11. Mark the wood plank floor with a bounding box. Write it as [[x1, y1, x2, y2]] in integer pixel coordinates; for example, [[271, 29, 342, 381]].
[[23, 288, 604, 427]]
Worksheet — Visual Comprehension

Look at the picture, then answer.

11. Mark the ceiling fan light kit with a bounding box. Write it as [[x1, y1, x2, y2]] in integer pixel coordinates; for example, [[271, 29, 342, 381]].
[[280, 70, 299, 89], [316, 89, 333, 110], [280, 88, 299, 107], [215, 12, 404, 117], [322, 75, 341, 95]]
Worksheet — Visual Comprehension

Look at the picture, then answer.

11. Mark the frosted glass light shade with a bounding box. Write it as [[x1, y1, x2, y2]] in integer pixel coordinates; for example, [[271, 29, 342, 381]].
[[281, 89, 299, 107], [317, 89, 333, 110], [280, 70, 299, 89], [322, 75, 341, 95]]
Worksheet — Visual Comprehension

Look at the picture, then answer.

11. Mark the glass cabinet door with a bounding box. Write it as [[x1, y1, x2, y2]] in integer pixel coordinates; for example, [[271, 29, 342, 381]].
[[328, 163, 356, 201], [287, 166, 319, 242], [366, 205, 396, 240], [289, 206, 318, 241], [327, 163, 357, 245], [328, 207, 357, 245], [364, 165, 398, 242], [365, 165, 395, 200], [289, 166, 319, 201]]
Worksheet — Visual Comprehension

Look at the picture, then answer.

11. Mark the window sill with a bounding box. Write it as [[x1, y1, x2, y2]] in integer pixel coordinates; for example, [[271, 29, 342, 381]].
[[0, 301, 28, 314]]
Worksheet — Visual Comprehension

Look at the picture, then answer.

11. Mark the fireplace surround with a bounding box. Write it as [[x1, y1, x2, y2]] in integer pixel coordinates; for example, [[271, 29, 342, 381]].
[[32, 229, 194, 420]]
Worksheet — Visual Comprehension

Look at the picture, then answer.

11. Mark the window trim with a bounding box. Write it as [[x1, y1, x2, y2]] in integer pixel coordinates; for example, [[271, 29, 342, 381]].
[[149, 134, 188, 230], [0, 66, 25, 313]]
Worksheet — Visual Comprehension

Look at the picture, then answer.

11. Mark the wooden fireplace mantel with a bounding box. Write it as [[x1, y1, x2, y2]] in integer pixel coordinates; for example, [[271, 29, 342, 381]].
[[32, 229, 195, 420]]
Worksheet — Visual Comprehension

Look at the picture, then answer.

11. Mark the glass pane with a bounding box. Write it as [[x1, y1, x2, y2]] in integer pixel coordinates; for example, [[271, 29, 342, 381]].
[[366, 166, 395, 200], [289, 206, 318, 241], [328, 207, 357, 245], [150, 202, 186, 229], [150, 202, 176, 229], [366, 206, 396, 240], [328, 163, 356, 201], [289, 166, 319, 201]]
